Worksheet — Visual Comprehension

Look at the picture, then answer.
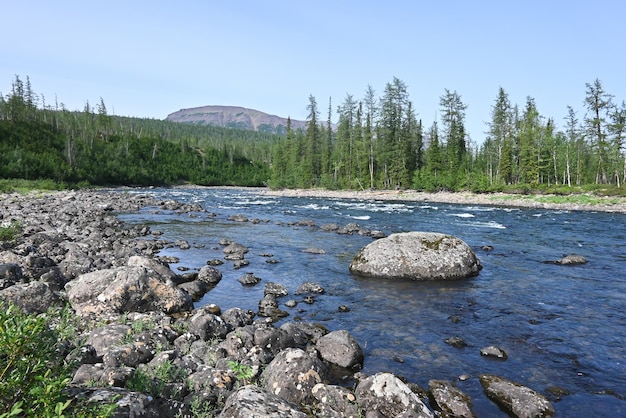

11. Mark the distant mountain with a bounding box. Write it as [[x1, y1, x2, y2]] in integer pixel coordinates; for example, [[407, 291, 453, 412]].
[[165, 105, 308, 135]]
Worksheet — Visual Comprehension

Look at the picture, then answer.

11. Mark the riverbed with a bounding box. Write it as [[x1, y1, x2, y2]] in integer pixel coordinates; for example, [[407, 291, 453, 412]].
[[118, 187, 626, 416]]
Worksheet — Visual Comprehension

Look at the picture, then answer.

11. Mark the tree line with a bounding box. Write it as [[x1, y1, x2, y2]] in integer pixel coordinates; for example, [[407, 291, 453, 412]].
[[0, 75, 271, 187], [2, 75, 624, 193], [270, 77, 626, 193]]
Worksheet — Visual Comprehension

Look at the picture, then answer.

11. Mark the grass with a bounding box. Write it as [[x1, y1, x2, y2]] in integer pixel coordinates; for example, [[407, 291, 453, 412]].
[[0, 222, 21, 242]]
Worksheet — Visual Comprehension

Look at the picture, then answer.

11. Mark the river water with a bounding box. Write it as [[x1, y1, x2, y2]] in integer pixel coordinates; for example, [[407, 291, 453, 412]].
[[118, 187, 626, 417]]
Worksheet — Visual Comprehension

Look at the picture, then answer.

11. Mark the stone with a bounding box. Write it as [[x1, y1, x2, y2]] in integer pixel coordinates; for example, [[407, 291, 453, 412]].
[[555, 254, 588, 265], [0, 280, 62, 313], [261, 348, 327, 405], [295, 281, 325, 295], [355, 372, 434, 418], [445, 337, 468, 348], [349, 231, 482, 280], [316, 329, 364, 370], [238, 272, 262, 286], [311, 383, 360, 417], [221, 307, 255, 330], [428, 379, 476, 418], [0, 263, 22, 289], [67, 266, 193, 315], [479, 374, 555, 418], [189, 310, 229, 341], [197, 265, 222, 285], [218, 385, 307, 418], [480, 345, 508, 360], [264, 281, 288, 297]]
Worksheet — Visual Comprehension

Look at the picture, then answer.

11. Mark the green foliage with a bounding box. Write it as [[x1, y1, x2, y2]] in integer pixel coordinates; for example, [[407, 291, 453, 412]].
[[227, 360, 254, 386], [0, 221, 21, 242], [0, 75, 273, 188], [0, 303, 114, 417], [125, 361, 186, 398]]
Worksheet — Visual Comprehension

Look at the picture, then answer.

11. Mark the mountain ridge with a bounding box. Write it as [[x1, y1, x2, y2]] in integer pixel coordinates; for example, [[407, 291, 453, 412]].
[[165, 105, 308, 135]]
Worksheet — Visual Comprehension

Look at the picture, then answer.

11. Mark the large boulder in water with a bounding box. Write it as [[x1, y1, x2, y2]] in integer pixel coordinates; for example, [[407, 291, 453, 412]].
[[349, 231, 481, 280]]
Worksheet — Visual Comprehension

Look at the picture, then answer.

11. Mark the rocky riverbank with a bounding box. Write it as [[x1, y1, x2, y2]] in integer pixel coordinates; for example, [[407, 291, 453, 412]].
[[0, 189, 557, 417], [257, 187, 626, 213]]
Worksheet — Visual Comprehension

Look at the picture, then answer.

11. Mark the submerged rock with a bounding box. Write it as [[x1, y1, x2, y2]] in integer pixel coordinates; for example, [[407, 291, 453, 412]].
[[479, 374, 555, 418], [349, 231, 482, 280]]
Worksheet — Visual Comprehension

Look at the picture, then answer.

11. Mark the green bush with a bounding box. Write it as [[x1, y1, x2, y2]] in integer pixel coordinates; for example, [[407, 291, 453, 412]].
[[0, 303, 115, 417], [0, 222, 21, 242]]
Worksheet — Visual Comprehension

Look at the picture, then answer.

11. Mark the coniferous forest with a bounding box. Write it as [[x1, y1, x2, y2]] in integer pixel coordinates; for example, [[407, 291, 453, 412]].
[[1, 75, 625, 193]]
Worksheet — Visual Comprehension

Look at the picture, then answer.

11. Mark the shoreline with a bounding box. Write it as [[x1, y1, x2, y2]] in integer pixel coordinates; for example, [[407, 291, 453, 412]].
[[254, 188, 626, 213]]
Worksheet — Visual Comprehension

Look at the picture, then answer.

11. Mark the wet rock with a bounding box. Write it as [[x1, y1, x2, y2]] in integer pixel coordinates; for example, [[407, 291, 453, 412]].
[[355, 372, 434, 418], [218, 385, 307, 418], [206, 258, 224, 266], [238, 272, 262, 286], [197, 265, 222, 285], [175, 240, 190, 250], [321, 223, 340, 232], [233, 259, 250, 269], [428, 379, 476, 418], [554, 254, 588, 265], [480, 345, 508, 360], [261, 347, 327, 405], [445, 336, 468, 348], [285, 299, 297, 308], [228, 214, 249, 222], [221, 307, 255, 330], [350, 231, 482, 280], [264, 281, 288, 297], [479, 374, 555, 418], [295, 281, 325, 295], [316, 329, 364, 370], [0, 280, 62, 313], [302, 247, 326, 254], [258, 293, 289, 320], [369, 230, 387, 239]]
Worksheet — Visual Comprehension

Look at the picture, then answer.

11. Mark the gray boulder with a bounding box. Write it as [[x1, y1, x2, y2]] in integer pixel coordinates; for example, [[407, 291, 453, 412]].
[[0, 280, 62, 313], [428, 380, 475, 418], [479, 374, 555, 418], [311, 383, 360, 417], [67, 266, 193, 315], [355, 372, 434, 418], [218, 385, 307, 418], [316, 329, 364, 370], [261, 347, 327, 405], [349, 232, 481, 280], [0, 263, 22, 289], [555, 254, 588, 265], [197, 265, 223, 285]]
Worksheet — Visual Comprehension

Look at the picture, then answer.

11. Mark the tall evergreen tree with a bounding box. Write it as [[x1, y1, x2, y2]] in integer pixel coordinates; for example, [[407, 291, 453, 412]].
[[439, 89, 468, 178], [584, 79, 613, 184]]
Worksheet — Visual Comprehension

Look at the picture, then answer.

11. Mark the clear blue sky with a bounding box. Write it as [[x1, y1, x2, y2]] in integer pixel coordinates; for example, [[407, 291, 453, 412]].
[[2, 0, 624, 145]]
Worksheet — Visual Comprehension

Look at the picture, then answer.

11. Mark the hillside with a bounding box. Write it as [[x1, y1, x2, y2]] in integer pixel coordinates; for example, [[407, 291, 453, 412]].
[[166, 105, 307, 134]]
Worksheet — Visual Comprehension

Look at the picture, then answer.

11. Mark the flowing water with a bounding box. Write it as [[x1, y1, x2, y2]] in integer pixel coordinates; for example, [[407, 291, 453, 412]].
[[117, 187, 626, 416]]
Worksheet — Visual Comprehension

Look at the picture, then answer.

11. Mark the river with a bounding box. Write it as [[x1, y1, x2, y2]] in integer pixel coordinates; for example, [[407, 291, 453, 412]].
[[117, 187, 626, 417]]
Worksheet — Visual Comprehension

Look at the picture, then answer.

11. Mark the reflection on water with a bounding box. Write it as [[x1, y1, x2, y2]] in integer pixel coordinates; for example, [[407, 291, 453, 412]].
[[118, 188, 626, 417]]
